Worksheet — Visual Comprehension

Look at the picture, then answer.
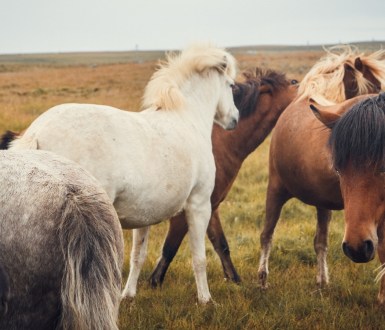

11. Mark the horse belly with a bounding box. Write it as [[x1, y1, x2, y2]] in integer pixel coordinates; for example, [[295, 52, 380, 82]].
[[114, 186, 191, 229]]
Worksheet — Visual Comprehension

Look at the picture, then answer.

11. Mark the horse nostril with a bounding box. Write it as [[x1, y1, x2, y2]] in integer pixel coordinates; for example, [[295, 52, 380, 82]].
[[227, 118, 238, 130], [342, 242, 351, 259], [364, 240, 374, 259]]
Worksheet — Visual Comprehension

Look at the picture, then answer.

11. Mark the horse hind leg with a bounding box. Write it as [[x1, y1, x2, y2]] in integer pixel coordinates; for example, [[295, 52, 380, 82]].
[[122, 227, 150, 299], [207, 209, 241, 283], [258, 181, 291, 289], [149, 212, 189, 288], [314, 207, 332, 287]]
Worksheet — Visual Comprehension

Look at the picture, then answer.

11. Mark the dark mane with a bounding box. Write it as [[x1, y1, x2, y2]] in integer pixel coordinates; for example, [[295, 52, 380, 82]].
[[233, 68, 289, 118], [330, 93, 385, 170], [0, 131, 17, 150]]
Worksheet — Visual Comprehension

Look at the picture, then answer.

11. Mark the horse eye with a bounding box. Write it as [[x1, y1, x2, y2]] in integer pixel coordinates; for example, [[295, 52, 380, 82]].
[[291, 79, 298, 85]]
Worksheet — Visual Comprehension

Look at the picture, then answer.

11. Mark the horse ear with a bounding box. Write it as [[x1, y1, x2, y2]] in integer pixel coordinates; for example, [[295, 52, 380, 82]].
[[232, 83, 241, 96], [219, 55, 227, 71], [354, 57, 363, 71], [259, 84, 272, 94], [343, 63, 354, 72], [309, 101, 340, 129]]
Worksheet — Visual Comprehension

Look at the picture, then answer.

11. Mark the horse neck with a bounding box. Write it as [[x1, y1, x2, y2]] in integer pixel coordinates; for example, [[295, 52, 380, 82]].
[[215, 94, 286, 160], [180, 73, 221, 139]]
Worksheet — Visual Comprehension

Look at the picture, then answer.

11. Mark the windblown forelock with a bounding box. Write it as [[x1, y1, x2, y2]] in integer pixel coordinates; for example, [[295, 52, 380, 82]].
[[330, 95, 385, 171]]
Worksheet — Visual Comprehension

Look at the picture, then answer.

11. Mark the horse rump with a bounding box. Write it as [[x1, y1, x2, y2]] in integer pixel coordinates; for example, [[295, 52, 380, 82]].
[[0, 151, 124, 330]]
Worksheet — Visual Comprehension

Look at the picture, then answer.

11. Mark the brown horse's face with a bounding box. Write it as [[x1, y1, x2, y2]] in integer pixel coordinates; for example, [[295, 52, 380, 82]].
[[343, 58, 382, 99], [339, 164, 385, 263]]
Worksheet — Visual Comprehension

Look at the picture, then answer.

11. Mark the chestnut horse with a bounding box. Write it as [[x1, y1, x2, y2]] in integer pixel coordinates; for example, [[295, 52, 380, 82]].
[[310, 93, 385, 305], [258, 47, 385, 289], [149, 68, 299, 287]]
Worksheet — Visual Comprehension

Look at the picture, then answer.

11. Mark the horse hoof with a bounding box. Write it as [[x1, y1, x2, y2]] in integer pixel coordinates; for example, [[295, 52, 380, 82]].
[[148, 277, 162, 289], [316, 280, 329, 289], [196, 298, 216, 306], [223, 274, 242, 284], [258, 271, 269, 289]]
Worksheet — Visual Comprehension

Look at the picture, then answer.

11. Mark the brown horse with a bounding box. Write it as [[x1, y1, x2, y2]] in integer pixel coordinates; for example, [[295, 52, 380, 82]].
[[149, 68, 299, 287], [310, 93, 385, 305], [258, 46, 385, 289]]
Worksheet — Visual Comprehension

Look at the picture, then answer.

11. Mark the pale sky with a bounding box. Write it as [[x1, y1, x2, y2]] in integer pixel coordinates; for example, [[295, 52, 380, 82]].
[[1, 0, 384, 54]]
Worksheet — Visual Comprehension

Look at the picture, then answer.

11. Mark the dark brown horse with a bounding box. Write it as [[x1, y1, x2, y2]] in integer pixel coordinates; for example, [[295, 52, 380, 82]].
[[149, 68, 299, 287], [311, 93, 385, 305], [258, 47, 385, 289]]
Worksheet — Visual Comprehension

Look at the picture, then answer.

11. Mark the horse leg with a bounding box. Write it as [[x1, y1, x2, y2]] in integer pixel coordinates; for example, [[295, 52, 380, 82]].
[[122, 227, 150, 299], [149, 212, 189, 288], [185, 198, 212, 304], [258, 180, 291, 289], [314, 207, 332, 287], [207, 208, 241, 283]]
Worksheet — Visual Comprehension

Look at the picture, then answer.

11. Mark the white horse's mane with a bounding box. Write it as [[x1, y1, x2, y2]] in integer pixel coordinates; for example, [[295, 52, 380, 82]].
[[142, 43, 237, 111]]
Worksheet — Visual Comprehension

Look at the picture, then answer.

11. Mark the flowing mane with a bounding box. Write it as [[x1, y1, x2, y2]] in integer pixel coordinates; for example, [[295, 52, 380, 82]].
[[142, 43, 237, 111], [298, 46, 385, 105], [330, 93, 385, 171], [234, 68, 290, 118]]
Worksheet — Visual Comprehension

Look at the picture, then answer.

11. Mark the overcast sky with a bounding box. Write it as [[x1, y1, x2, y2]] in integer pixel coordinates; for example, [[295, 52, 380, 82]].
[[1, 0, 384, 54]]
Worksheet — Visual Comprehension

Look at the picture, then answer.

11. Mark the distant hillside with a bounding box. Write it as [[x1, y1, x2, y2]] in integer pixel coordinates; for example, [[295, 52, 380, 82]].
[[229, 41, 385, 54], [0, 41, 384, 67]]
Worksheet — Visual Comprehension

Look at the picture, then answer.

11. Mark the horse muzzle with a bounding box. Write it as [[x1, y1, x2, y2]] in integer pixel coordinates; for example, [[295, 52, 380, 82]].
[[225, 117, 238, 130], [342, 240, 375, 263]]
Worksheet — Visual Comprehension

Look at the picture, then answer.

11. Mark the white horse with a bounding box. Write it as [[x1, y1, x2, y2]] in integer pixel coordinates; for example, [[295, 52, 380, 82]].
[[0, 150, 124, 330], [9, 43, 239, 303]]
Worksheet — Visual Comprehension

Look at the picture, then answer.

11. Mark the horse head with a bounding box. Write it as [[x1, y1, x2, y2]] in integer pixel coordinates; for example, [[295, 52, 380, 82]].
[[232, 68, 298, 119], [214, 55, 239, 130], [310, 93, 385, 263], [343, 56, 382, 99]]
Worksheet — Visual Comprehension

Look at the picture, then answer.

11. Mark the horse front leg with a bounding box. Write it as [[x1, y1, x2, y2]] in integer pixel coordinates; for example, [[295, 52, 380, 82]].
[[185, 198, 212, 304], [149, 212, 189, 288], [314, 207, 332, 287], [207, 208, 241, 283], [258, 178, 291, 289], [122, 226, 150, 299]]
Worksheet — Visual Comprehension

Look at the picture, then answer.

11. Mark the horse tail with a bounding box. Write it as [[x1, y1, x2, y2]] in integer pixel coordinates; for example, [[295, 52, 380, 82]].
[[0, 131, 18, 150], [58, 185, 123, 330], [0, 262, 10, 317]]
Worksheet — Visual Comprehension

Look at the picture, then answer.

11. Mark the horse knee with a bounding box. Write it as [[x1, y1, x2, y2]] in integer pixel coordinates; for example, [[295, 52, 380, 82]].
[[192, 257, 207, 273]]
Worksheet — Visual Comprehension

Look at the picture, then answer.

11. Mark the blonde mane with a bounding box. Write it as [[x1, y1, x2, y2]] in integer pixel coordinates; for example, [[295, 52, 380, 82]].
[[141, 43, 237, 111], [298, 45, 385, 105]]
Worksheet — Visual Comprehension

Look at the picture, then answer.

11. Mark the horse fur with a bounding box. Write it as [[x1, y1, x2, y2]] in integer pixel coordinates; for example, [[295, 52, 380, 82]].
[[0, 150, 124, 330]]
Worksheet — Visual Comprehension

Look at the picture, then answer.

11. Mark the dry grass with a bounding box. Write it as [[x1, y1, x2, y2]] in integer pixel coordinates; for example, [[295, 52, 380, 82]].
[[1, 44, 385, 329]]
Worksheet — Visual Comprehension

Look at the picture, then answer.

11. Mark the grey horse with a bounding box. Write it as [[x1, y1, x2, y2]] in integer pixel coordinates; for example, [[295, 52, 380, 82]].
[[0, 150, 124, 330]]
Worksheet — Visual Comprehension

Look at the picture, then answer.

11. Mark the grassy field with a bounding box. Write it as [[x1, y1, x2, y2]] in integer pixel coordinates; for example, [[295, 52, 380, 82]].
[[1, 43, 385, 329]]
